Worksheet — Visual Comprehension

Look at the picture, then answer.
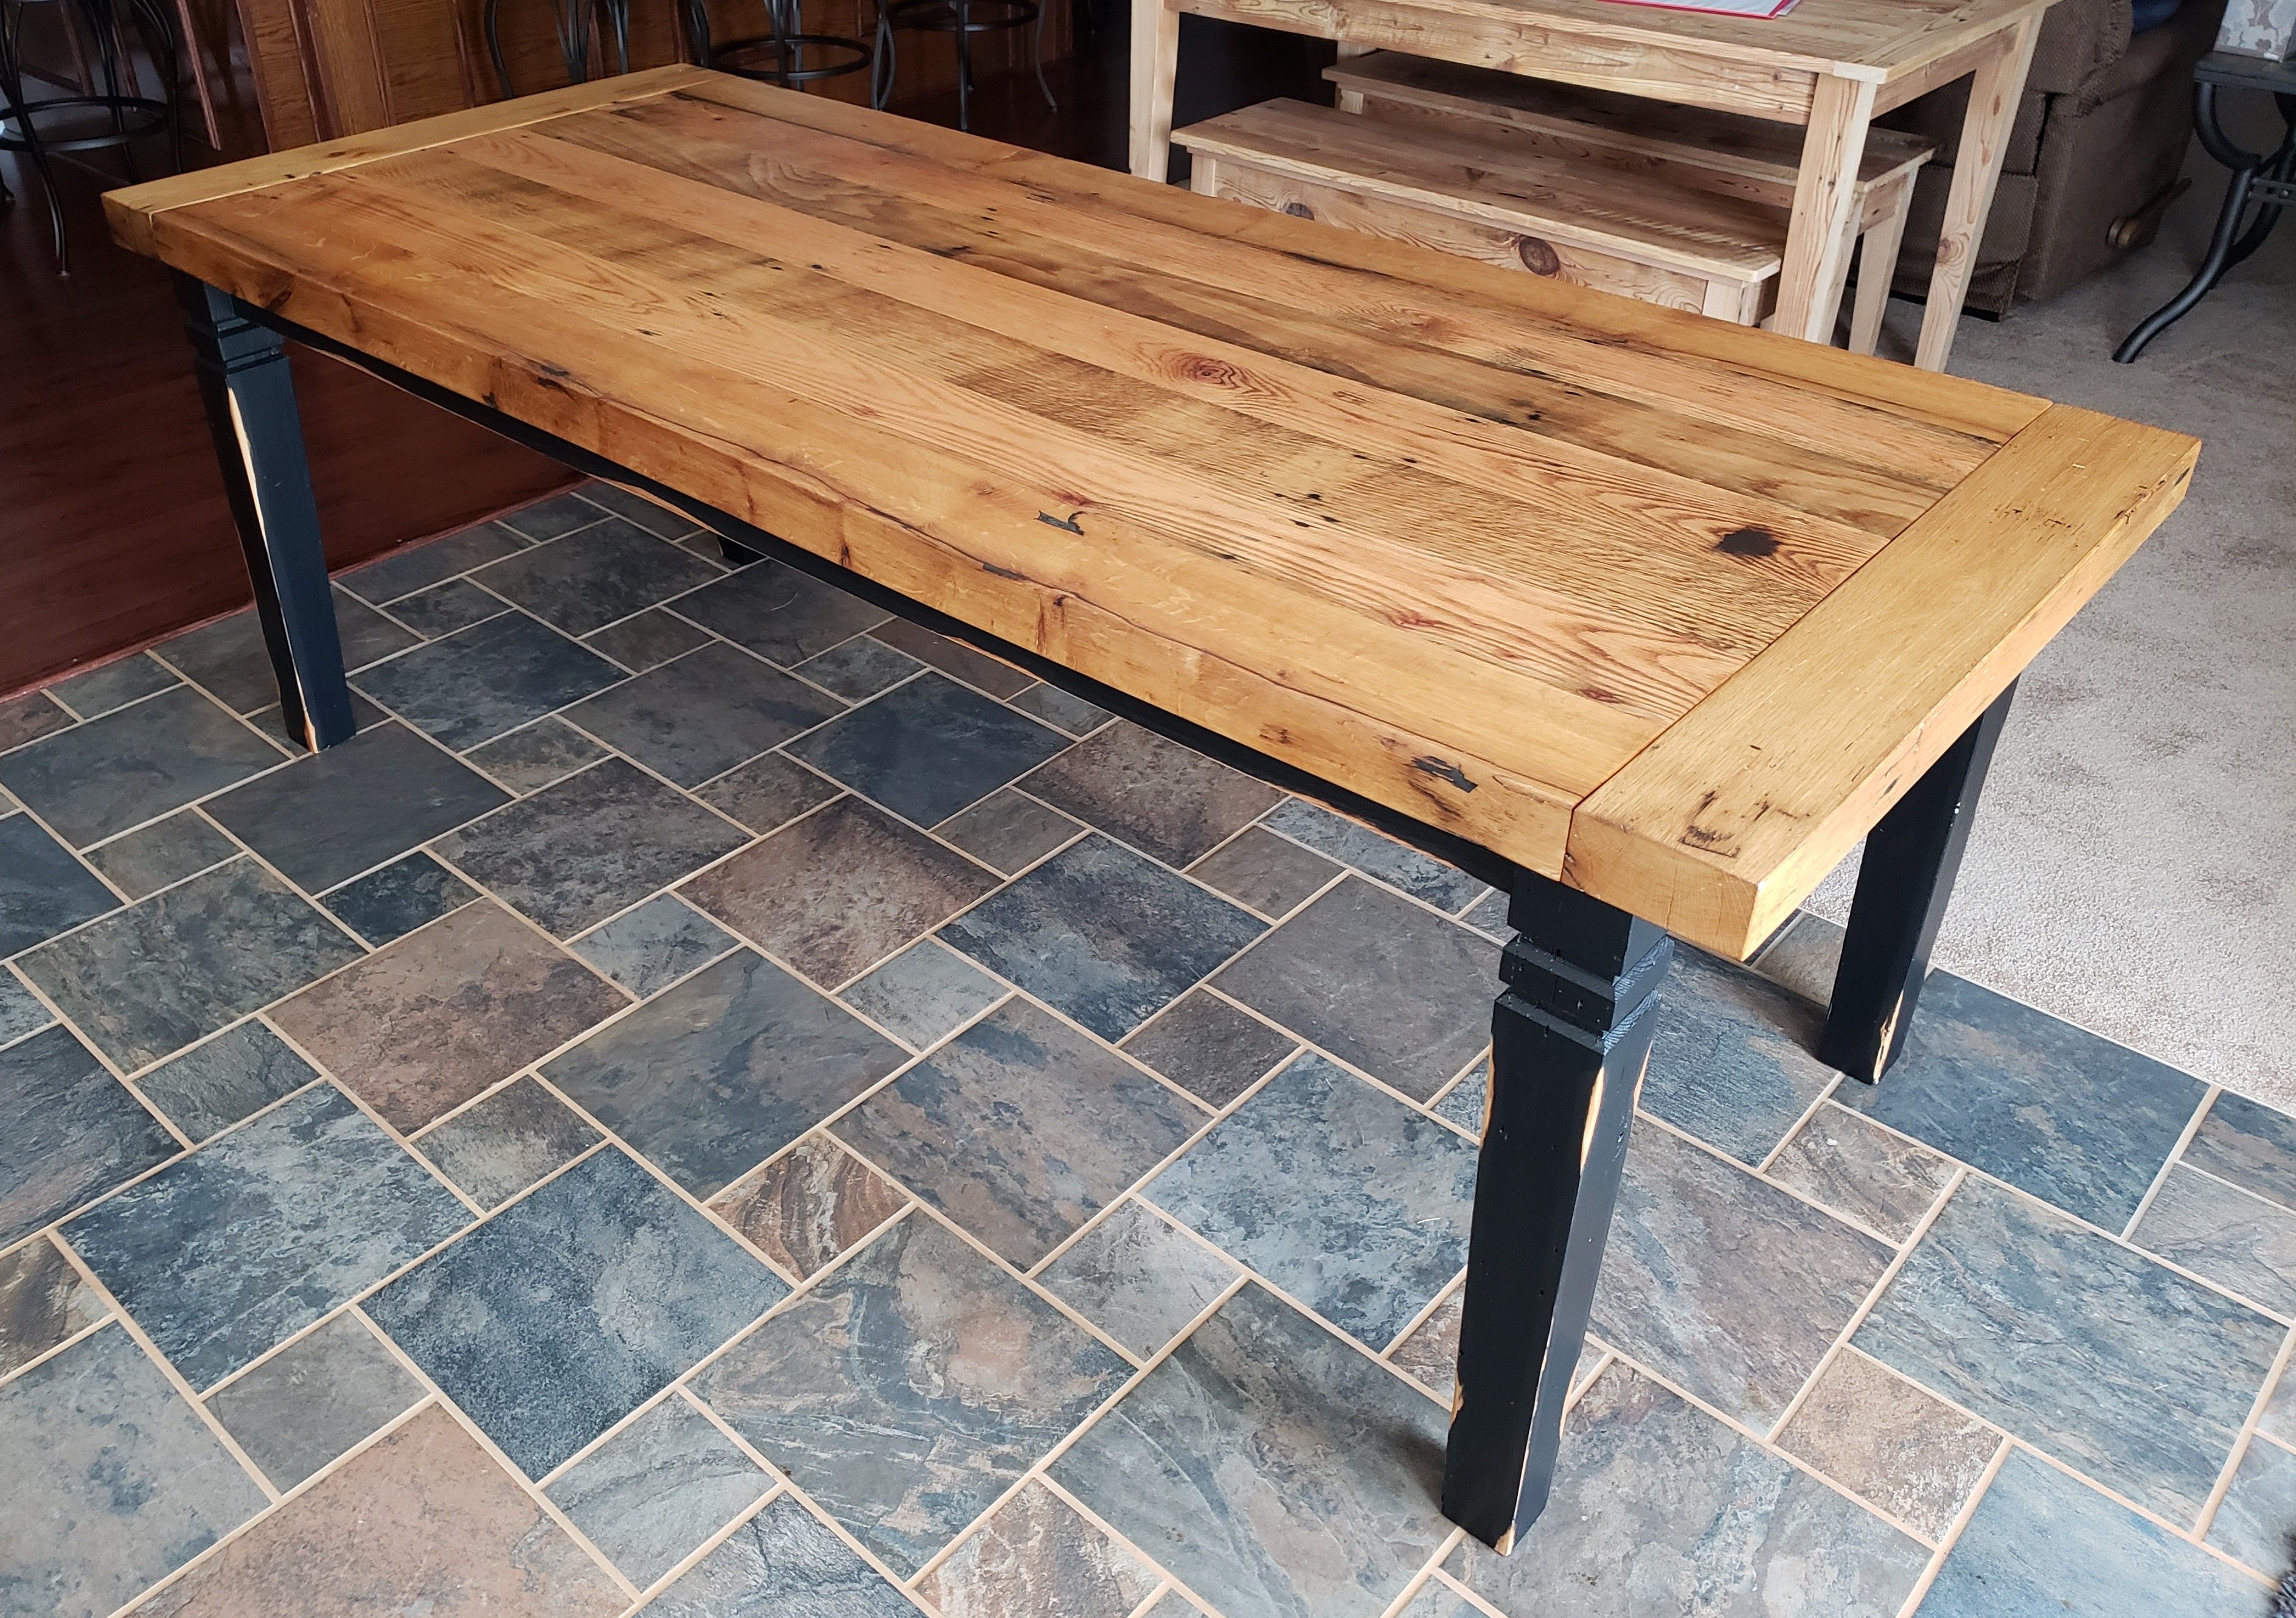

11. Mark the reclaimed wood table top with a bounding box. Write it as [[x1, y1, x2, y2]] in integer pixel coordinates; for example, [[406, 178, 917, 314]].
[[106, 68, 2197, 959]]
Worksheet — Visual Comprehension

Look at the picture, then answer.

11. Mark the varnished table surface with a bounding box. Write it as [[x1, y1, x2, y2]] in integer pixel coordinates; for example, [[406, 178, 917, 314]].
[[107, 68, 2197, 960]]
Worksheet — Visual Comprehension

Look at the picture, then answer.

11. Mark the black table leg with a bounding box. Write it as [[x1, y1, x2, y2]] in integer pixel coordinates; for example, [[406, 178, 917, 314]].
[[1817, 682, 2015, 1082], [176, 275, 356, 751], [1443, 876, 1671, 1552]]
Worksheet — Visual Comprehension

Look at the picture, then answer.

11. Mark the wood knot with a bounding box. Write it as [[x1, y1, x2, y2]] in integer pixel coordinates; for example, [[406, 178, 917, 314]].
[[1180, 354, 1244, 387], [1282, 200, 1315, 220], [1515, 236, 1561, 276], [1714, 526, 1779, 558]]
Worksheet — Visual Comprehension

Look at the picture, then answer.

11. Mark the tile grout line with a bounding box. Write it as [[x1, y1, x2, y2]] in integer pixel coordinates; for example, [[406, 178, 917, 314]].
[[2011, 1439, 2278, 1589], [2121, 1083, 2220, 1241], [1752, 1067, 1845, 1177], [1633, 1107, 1913, 1254], [1380, 1267, 1465, 1359], [1376, 1523, 1473, 1618], [0, 1296, 117, 1393], [2193, 1317, 2296, 1545], [1429, 1564, 1509, 1618], [1891, 1433, 2012, 1617]]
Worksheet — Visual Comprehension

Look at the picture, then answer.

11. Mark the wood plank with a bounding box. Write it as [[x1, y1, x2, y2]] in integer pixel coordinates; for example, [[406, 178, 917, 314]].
[[101, 64, 709, 255], [1173, 99, 1784, 277], [1567, 404, 2199, 957]]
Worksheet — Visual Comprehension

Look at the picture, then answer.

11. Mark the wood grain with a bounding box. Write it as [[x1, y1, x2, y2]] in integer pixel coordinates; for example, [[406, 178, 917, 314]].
[[105, 77, 2193, 956]]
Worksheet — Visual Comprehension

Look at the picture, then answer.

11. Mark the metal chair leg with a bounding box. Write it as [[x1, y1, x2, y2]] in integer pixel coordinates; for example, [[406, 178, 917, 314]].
[[0, 0, 71, 271], [1031, 0, 1053, 110], [953, 0, 970, 130]]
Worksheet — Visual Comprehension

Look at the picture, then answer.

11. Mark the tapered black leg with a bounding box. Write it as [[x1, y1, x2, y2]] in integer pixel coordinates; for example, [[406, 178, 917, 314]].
[[1818, 682, 2014, 1081], [175, 276, 355, 751], [1443, 876, 1671, 1552]]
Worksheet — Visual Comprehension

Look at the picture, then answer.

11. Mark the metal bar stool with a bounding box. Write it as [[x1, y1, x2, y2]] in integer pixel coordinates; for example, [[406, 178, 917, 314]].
[[689, 0, 872, 91], [872, 0, 1050, 130], [486, 0, 634, 99], [1, 0, 179, 273], [2115, 51, 2296, 362]]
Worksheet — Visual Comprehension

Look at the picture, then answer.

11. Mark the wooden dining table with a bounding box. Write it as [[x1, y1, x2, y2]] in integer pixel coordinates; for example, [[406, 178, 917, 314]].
[[1130, 0, 2058, 371], [106, 66, 2195, 1553]]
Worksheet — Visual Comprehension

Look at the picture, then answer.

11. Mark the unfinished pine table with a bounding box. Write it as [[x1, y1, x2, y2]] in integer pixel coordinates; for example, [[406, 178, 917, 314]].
[[107, 68, 2196, 1553], [1130, 0, 2056, 371]]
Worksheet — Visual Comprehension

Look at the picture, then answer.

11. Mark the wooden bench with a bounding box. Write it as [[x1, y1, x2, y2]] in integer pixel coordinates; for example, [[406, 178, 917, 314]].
[[1176, 98, 1786, 326], [1324, 51, 1935, 355]]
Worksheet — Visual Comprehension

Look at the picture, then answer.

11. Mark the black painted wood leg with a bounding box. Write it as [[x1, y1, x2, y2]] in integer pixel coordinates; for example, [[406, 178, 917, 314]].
[[1443, 877, 1671, 1552], [176, 275, 356, 751], [1818, 681, 2016, 1082]]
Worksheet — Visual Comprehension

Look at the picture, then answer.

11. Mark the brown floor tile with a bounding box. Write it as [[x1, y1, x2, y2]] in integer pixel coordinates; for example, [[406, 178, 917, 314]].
[[709, 1134, 910, 1278], [271, 902, 625, 1132], [1774, 1350, 1999, 1540], [127, 1404, 625, 1616], [684, 797, 999, 988], [1023, 722, 1281, 869], [917, 1479, 1159, 1618], [1767, 1103, 1957, 1243]]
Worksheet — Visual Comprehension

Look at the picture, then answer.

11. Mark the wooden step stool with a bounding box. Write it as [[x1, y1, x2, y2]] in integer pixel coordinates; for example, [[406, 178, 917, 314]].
[[1323, 51, 1935, 355], [1175, 99, 1789, 326]]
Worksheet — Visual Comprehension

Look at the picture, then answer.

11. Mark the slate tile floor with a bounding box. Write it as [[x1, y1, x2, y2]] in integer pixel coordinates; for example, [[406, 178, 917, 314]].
[[2, 483, 2292, 1618]]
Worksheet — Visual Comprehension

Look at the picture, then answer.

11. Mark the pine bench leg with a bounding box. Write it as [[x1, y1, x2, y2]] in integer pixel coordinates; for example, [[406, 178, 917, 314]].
[[176, 274, 355, 752], [1818, 681, 2016, 1082], [1442, 876, 1672, 1552]]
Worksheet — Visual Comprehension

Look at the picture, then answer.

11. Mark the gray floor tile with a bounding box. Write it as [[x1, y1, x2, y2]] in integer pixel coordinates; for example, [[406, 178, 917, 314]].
[[837, 998, 1204, 1267], [2208, 1436, 2296, 1577], [0, 813, 117, 957], [246, 688, 394, 751], [0, 968, 54, 1048], [207, 721, 510, 891], [546, 949, 905, 1198], [1430, 1058, 1486, 1134], [0, 1025, 176, 1246], [158, 591, 417, 713], [322, 850, 481, 947], [0, 1234, 106, 1378], [1258, 800, 1481, 912], [870, 619, 1033, 699], [1772, 1349, 1999, 1540], [0, 690, 74, 753], [471, 517, 723, 637], [936, 788, 1083, 875], [1593, 1122, 1891, 1432], [567, 641, 845, 787], [2186, 1092, 2296, 1213], [788, 673, 1073, 828], [1149, 1053, 1475, 1348], [583, 605, 713, 672], [366, 1148, 784, 1477], [1750, 911, 1845, 1005], [413, 1076, 600, 1207], [65, 1083, 468, 1387], [48, 655, 177, 721], [464, 716, 608, 794], [354, 613, 622, 750], [271, 899, 625, 1133], [1854, 1173, 2281, 1522], [1008, 682, 1112, 738], [134, 1020, 319, 1142], [686, 795, 997, 988], [2134, 1164, 2296, 1314], [546, 1397, 771, 1587], [1835, 972, 2208, 1231], [1641, 949, 1837, 1165], [1053, 1282, 1449, 1618], [340, 522, 528, 604], [1188, 826, 1342, 922], [84, 811, 240, 901], [503, 491, 608, 542], [1445, 1362, 1929, 1617], [645, 1493, 920, 1617], [203, 1311, 425, 1490], [1766, 1101, 1956, 1243], [573, 893, 739, 999], [1459, 888, 1508, 938], [1386, 1287, 1463, 1400], [1920, 1446, 2272, 1617], [0, 1324, 266, 1618], [838, 940, 1004, 1048], [1212, 876, 1493, 1101], [672, 562, 889, 667], [941, 835, 1264, 1042], [1040, 1200, 1239, 1359], [709, 1133, 909, 1280], [793, 634, 923, 700], [20, 858, 364, 1071], [0, 685, 282, 849], [434, 757, 748, 937], [917, 1477, 1159, 1618], [387, 577, 512, 637], [1023, 722, 1280, 868], [1120, 989, 1300, 1109], [693, 751, 842, 832], [697, 1215, 1127, 1576], [579, 484, 695, 540]]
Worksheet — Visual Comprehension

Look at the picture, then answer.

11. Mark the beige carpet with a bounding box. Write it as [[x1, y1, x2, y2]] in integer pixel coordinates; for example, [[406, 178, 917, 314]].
[[1809, 109, 2296, 1107]]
